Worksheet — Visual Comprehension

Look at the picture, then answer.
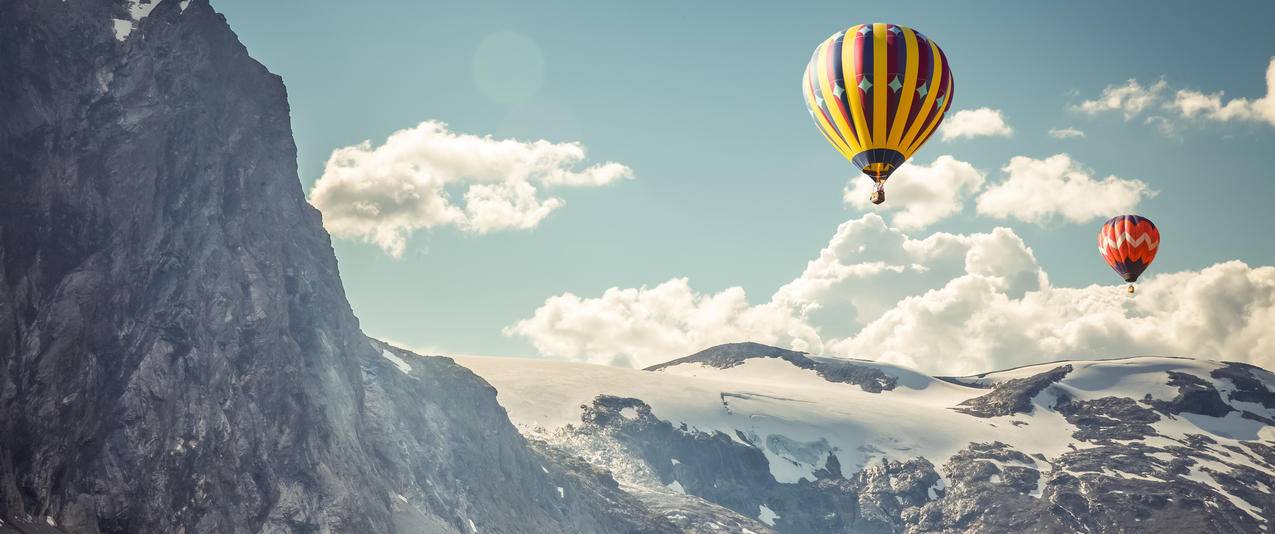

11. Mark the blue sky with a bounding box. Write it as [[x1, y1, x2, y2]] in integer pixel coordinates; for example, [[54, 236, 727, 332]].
[[214, 1, 1275, 371]]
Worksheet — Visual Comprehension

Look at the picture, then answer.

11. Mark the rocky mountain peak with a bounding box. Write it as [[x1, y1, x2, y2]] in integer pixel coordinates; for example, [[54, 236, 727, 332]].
[[0, 1, 667, 532]]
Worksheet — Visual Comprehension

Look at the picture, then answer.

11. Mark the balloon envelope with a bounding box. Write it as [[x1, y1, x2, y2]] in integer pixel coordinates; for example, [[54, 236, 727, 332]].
[[802, 23, 954, 184], [1098, 215, 1160, 283]]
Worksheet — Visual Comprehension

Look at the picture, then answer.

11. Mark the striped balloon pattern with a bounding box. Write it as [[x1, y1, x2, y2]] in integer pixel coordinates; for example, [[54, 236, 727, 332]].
[[802, 23, 954, 185], [1098, 215, 1160, 283]]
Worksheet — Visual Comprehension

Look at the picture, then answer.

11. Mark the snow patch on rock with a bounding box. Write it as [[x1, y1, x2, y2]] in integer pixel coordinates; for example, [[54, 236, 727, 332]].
[[381, 349, 412, 375], [758, 504, 779, 526]]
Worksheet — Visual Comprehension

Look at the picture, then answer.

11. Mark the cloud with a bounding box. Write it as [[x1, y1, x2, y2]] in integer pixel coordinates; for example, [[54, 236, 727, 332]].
[[1074, 58, 1275, 130], [843, 156, 984, 230], [1168, 57, 1275, 127], [769, 215, 1047, 340], [938, 108, 1013, 141], [975, 154, 1154, 224], [1048, 127, 1086, 139], [502, 279, 820, 368], [508, 215, 1275, 376], [1075, 79, 1167, 118], [309, 121, 632, 257], [831, 260, 1275, 375]]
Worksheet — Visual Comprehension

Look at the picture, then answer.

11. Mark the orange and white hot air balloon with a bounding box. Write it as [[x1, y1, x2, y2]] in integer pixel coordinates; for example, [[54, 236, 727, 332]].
[[1098, 215, 1160, 294]]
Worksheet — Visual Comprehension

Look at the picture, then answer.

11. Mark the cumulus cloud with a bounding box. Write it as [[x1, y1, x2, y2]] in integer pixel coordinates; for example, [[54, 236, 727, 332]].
[[1168, 57, 1275, 127], [975, 154, 1153, 224], [1048, 127, 1086, 139], [843, 156, 985, 230], [1075, 79, 1167, 118], [1074, 58, 1275, 130], [510, 212, 1275, 374], [831, 260, 1275, 375], [938, 108, 1013, 141], [502, 279, 820, 368], [309, 121, 632, 257]]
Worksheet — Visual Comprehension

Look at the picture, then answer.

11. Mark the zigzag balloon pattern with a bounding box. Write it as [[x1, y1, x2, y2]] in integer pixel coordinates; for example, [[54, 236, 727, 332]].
[[1098, 215, 1159, 283]]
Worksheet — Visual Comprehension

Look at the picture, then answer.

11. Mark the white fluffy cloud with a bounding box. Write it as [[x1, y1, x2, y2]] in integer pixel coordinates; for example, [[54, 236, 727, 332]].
[[832, 260, 1275, 375], [503, 279, 820, 368], [1169, 57, 1275, 127], [843, 156, 985, 230], [975, 154, 1153, 224], [1075, 58, 1275, 130], [938, 108, 1013, 141], [1048, 127, 1086, 139], [508, 215, 1275, 375], [1075, 79, 1167, 118], [309, 121, 632, 257]]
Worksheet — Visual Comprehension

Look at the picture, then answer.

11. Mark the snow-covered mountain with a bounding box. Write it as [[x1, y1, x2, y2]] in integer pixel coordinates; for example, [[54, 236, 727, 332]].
[[457, 342, 1275, 533]]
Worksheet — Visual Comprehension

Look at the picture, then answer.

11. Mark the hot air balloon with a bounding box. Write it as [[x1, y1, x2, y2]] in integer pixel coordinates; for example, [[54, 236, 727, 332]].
[[802, 23, 954, 205], [1098, 215, 1160, 294]]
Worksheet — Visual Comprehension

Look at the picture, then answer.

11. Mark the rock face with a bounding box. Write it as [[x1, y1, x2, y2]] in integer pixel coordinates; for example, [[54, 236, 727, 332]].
[[0, 1, 664, 532], [954, 365, 1072, 417], [460, 347, 1275, 533], [647, 342, 898, 393]]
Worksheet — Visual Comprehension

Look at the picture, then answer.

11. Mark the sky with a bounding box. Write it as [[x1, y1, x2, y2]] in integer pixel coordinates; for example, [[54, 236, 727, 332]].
[[213, 0, 1275, 374]]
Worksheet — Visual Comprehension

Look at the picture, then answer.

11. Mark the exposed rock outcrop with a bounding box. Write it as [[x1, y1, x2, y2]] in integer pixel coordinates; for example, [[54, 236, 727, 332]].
[[953, 365, 1072, 417], [647, 342, 897, 393]]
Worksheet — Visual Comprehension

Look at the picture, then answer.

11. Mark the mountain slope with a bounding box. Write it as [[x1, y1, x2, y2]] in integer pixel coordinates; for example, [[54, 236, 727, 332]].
[[458, 343, 1275, 533], [0, 1, 674, 532]]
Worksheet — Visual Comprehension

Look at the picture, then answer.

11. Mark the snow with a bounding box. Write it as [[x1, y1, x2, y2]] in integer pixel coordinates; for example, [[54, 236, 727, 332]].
[[556, 486, 564, 499], [395, 493, 407, 503], [111, 0, 165, 42], [457, 355, 1075, 484], [179, 0, 191, 12], [967, 357, 1218, 405], [619, 407, 639, 420], [928, 478, 946, 499], [112, 19, 133, 41], [46, 516, 56, 526], [757, 504, 780, 526], [1184, 459, 1265, 522], [127, 0, 159, 21], [670, 458, 680, 466], [381, 349, 412, 375], [467, 518, 478, 533], [456, 354, 1274, 506], [666, 480, 685, 494]]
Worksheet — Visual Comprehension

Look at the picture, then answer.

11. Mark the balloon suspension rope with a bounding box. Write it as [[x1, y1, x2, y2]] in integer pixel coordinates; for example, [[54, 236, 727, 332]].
[[870, 179, 886, 205]]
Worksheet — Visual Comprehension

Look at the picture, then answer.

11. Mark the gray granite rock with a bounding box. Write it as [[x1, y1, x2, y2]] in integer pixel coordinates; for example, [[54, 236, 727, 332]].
[[0, 1, 670, 531]]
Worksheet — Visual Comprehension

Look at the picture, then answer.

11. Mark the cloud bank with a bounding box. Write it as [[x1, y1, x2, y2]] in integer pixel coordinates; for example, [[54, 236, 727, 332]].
[[309, 121, 632, 257], [508, 215, 1275, 375]]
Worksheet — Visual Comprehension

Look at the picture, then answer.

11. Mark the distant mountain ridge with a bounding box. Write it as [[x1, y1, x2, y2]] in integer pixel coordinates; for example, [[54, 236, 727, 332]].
[[459, 343, 1275, 533]]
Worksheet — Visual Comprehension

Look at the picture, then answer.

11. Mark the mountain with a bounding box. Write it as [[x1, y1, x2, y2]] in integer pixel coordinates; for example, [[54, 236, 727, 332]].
[[457, 342, 1275, 533], [0, 1, 687, 532], [5, 1, 1274, 533]]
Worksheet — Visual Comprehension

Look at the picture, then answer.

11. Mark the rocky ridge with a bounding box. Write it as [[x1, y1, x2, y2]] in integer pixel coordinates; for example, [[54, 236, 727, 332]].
[[460, 347, 1275, 533]]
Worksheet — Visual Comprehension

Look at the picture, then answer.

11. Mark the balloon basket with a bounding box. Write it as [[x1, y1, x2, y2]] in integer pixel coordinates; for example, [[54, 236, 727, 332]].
[[870, 189, 885, 205], [1127, 284, 1135, 294]]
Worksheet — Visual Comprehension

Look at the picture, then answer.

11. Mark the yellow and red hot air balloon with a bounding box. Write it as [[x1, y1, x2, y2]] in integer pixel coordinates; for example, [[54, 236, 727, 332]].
[[802, 23, 954, 205], [1098, 215, 1160, 294]]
